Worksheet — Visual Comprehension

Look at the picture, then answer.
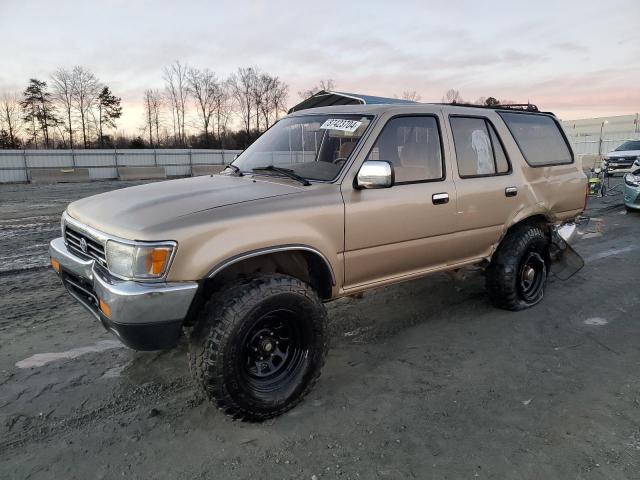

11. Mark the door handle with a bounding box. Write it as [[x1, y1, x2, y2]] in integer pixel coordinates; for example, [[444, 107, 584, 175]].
[[432, 192, 449, 205], [505, 186, 518, 197]]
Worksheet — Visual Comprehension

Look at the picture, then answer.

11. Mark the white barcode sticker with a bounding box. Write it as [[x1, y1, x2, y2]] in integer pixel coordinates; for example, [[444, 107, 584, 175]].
[[320, 119, 363, 133]]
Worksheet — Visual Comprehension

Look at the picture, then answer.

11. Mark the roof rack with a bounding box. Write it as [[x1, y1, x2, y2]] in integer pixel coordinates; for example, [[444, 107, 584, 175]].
[[438, 102, 555, 116], [496, 103, 538, 112]]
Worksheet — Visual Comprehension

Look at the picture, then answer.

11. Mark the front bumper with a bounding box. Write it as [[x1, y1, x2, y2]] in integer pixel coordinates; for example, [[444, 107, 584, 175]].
[[49, 237, 198, 350]]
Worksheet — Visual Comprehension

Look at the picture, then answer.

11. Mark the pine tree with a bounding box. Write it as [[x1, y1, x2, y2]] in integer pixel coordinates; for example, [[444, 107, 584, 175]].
[[97, 86, 122, 146], [21, 79, 58, 148]]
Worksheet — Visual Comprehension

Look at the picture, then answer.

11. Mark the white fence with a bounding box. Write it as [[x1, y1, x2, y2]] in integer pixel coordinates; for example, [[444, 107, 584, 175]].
[[2, 134, 639, 183], [0, 149, 242, 183], [567, 132, 640, 156]]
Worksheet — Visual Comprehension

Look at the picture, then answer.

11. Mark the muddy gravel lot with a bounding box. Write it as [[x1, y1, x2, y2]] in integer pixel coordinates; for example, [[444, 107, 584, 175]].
[[1, 180, 639, 480]]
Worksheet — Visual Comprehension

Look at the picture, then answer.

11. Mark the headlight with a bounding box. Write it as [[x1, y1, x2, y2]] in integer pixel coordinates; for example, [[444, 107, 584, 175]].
[[624, 173, 640, 187], [105, 240, 176, 280]]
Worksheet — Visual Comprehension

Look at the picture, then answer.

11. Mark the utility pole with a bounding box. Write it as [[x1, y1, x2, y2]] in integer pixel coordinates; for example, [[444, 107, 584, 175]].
[[598, 120, 608, 157]]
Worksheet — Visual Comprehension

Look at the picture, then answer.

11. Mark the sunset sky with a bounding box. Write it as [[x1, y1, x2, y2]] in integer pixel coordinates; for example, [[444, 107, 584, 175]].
[[2, 0, 639, 133]]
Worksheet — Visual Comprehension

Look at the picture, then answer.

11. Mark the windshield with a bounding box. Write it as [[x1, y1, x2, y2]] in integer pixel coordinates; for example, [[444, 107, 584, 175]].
[[231, 114, 373, 181], [615, 140, 640, 151]]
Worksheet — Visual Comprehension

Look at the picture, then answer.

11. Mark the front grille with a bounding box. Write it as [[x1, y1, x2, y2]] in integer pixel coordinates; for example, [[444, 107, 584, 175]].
[[609, 157, 635, 165], [62, 272, 101, 319], [64, 225, 107, 267]]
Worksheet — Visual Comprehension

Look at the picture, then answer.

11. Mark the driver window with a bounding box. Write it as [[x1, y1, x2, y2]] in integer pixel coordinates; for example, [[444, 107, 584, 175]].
[[366, 116, 443, 183]]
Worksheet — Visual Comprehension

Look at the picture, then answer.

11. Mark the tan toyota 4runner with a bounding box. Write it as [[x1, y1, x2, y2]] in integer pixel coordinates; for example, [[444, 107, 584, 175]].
[[49, 103, 587, 420]]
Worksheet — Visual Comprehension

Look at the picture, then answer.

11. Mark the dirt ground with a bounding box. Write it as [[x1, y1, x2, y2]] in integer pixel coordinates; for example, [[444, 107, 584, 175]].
[[1, 180, 639, 480]]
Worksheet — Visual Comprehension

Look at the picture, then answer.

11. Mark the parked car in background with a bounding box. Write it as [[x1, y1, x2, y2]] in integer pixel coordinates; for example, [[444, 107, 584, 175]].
[[603, 140, 640, 175], [624, 167, 640, 212]]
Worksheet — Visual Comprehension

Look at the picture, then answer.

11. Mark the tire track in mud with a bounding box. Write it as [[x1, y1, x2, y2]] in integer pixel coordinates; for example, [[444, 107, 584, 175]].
[[0, 214, 59, 273], [1, 377, 195, 452]]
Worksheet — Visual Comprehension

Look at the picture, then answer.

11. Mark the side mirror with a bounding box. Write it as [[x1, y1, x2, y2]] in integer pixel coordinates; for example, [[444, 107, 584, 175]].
[[355, 161, 394, 189]]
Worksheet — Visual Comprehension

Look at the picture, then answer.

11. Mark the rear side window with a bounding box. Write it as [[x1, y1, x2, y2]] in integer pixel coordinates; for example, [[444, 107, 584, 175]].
[[499, 112, 573, 166], [450, 117, 510, 177]]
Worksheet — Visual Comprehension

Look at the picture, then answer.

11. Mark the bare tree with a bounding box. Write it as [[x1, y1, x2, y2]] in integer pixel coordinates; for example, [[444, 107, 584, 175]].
[[51, 68, 76, 148], [229, 67, 257, 142], [150, 90, 163, 147], [213, 80, 233, 146], [143, 90, 155, 146], [163, 61, 189, 146], [272, 79, 289, 123], [141, 90, 164, 147], [395, 90, 422, 102], [441, 89, 464, 104], [0, 93, 23, 148], [259, 74, 288, 130], [252, 70, 267, 132], [298, 79, 336, 99], [71, 66, 100, 148], [403, 90, 421, 102], [187, 67, 220, 145]]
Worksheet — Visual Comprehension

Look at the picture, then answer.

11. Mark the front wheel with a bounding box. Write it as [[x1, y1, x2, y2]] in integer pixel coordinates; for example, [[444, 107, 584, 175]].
[[188, 274, 328, 421], [485, 224, 549, 311]]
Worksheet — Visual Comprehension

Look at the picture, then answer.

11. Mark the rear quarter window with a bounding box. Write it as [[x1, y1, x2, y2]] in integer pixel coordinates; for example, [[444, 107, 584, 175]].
[[498, 112, 573, 166]]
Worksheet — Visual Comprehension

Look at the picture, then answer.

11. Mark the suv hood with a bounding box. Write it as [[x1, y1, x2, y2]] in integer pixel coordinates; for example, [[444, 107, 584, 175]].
[[67, 175, 305, 238]]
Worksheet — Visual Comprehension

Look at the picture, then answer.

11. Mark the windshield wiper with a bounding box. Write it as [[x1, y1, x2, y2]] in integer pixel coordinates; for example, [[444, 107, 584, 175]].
[[223, 164, 243, 176], [252, 166, 311, 186]]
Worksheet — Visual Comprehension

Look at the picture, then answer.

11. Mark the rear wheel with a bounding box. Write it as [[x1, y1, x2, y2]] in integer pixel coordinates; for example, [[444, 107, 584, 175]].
[[486, 224, 549, 311], [188, 274, 328, 421]]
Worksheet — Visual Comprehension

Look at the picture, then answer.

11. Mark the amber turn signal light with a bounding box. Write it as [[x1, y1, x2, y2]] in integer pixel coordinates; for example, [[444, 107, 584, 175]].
[[99, 298, 111, 318], [51, 257, 61, 273], [148, 248, 170, 275]]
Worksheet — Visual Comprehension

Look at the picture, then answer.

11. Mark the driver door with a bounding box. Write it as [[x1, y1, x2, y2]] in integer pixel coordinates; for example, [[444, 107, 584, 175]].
[[342, 114, 460, 289]]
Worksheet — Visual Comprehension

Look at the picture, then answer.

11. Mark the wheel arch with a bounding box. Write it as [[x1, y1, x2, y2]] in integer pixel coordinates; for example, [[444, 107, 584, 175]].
[[506, 213, 553, 236], [488, 212, 554, 262], [212, 245, 334, 292], [182, 245, 336, 327]]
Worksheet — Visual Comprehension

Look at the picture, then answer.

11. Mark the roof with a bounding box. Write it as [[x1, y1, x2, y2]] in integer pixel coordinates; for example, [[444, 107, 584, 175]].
[[288, 90, 417, 114]]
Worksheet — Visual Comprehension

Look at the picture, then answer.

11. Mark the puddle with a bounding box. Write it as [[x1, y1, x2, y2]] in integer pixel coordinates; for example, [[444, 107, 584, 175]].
[[584, 317, 608, 326], [16, 340, 124, 368]]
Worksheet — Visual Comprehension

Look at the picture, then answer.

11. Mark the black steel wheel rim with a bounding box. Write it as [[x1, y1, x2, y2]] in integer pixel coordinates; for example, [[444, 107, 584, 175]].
[[518, 251, 546, 302], [240, 308, 309, 395]]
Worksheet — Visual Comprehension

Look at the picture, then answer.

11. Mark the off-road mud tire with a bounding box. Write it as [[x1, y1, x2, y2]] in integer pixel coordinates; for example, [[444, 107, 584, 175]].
[[188, 274, 328, 421], [486, 224, 549, 311]]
